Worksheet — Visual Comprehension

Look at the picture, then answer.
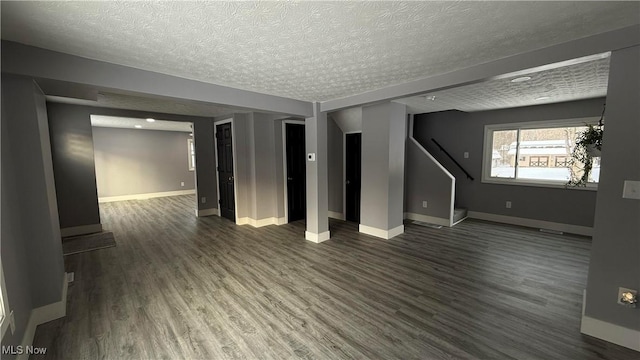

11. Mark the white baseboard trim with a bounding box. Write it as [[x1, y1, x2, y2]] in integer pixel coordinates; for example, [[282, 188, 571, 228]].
[[98, 189, 196, 203], [236, 217, 285, 227], [404, 212, 450, 227], [328, 211, 345, 220], [196, 208, 218, 217], [60, 223, 103, 237], [18, 273, 68, 360], [305, 231, 331, 243], [359, 224, 405, 239], [467, 211, 593, 236], [581, 290, 640, 352]]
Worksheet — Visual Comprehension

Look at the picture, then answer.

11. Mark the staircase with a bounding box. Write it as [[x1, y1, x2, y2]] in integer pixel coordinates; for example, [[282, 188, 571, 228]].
[[407, 117, 470, 228], [453, 207, 468, 225]]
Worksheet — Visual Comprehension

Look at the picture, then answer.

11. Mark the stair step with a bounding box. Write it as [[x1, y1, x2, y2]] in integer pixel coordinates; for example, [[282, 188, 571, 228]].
[[453, 207, 468, 224]]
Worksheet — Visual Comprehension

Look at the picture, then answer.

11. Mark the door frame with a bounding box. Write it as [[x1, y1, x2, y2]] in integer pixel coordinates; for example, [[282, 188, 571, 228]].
[[343, 130, 362, 222], [282, 120, 306, 224], [213, 118, 238, 222]]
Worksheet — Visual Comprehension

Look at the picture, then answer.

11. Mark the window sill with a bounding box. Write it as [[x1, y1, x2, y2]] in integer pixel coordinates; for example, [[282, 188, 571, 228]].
[[482, 177, 598, 191]]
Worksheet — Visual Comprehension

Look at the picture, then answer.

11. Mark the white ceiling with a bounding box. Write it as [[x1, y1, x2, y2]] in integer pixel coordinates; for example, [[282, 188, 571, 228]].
[[2, 1, 638, 103], [395, 55, 611, 114], [91, 115, 193, 132]]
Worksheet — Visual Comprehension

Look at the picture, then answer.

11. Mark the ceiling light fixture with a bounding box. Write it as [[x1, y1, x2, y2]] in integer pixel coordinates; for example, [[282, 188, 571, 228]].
[[146, 118, 155, 122], [535, 96, 550, 101], [425, 95, 436, 101], [134, 125, 142, 129], [511, 76, 532, 83]]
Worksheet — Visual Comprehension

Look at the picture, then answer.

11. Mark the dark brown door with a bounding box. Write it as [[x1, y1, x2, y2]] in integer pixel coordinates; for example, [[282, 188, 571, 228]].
[[345, 133, 362, 223], [286, 124, 306, 222], [216, 123, 235, 222]]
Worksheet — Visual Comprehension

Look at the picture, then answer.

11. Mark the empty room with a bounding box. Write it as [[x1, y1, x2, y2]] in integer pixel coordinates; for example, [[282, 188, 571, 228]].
[[1, 2, 639, 360]]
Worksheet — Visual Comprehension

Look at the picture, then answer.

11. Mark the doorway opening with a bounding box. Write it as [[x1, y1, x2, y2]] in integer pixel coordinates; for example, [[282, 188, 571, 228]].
[[283, 121, 306, 223], [91, 115, 197, 215], [344, 132, 362, 223]]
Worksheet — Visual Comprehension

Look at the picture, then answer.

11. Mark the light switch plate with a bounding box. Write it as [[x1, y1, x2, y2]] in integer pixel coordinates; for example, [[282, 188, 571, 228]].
[[464, 152, 469, 159], [622, 180, 640, 200]]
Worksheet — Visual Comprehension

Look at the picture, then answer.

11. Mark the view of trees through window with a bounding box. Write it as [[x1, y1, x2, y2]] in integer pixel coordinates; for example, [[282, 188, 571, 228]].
[[490, 126, 600, 183]]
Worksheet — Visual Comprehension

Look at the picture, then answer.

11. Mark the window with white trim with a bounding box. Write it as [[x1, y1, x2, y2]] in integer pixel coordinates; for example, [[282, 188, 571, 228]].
[[482, 118, 600, 188], [1, 260, 11, 337], [188, 138, 195, 171]]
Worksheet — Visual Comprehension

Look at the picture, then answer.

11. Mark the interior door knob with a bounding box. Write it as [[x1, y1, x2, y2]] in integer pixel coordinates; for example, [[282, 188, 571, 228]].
[[288, 177, 293, 181], [346, 180, 351, 184]]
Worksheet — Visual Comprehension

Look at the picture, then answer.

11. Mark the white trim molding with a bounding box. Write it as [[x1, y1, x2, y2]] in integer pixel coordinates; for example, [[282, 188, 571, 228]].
[[581, 290, 640, 352], [305, 231, 331, 243], [404, 212, 450, 227], [359, 224, 404, 239], [236, 217, 285, 228], [196, 208, 218, 217], [17, 273, 68, 360], [328, 211, 345, 220], [467, 211, 593, 236], [60, 223, 103, 238], [98, 189, 195, 203]]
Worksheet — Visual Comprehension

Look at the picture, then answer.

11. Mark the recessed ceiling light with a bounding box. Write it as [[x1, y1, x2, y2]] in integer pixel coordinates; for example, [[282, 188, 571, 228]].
[[146, 118, 155, 122], [511, 76, 532, 83], [134, 125, 142, 128], [535, 96, 550, 101]]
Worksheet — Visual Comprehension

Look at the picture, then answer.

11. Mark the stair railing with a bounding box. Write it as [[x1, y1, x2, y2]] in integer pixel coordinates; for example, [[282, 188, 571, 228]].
[[431, 138, 474, 181]]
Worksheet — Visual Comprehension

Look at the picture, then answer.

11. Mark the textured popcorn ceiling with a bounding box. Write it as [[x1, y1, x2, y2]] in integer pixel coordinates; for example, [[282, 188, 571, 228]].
[[2, 1, 638, 102], [395, 56, 611, 114], [91, 115, 193, 132]]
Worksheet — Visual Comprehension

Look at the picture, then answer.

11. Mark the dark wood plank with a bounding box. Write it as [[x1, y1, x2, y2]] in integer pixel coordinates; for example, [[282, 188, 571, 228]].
[[30, 195, 639, 360]]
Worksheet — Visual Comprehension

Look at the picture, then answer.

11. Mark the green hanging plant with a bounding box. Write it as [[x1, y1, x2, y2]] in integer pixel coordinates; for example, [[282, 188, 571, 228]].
[[567, 106, 604, 187]]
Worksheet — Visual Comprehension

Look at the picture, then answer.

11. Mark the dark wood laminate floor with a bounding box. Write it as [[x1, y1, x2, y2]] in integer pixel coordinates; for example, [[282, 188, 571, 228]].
[[31, 195, 639, 360]]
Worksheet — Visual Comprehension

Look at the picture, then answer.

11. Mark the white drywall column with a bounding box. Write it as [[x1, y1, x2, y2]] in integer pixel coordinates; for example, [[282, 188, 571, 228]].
[[305, 102, 330, 243], [359, 102, 407, 239], [582, 45, 640, 350]]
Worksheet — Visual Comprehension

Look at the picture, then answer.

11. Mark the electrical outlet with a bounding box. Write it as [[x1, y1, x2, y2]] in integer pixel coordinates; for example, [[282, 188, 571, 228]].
[[422, 201, 428, 208], [201, 197, 206, 203], [9, 311, 15, 334], [506, 201, 512, 209], [180, 181, 185, 187], [464, 152, 469, 159]]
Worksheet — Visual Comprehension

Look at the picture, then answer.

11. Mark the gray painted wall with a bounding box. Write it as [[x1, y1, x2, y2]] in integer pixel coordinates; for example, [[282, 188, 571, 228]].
[[47, 102, 101, 228], [1, 76, 65, 351], [405, 139, 453, 220], [274, 119, 286, 219], [46, 103, 218, 226], [92, 127, 195, 197], [585, 45, 640, 331], [327, 116, 343, 214], [412, 98, 604, 227], [252, 113, 279, 220], [360, 102, 406, 231]]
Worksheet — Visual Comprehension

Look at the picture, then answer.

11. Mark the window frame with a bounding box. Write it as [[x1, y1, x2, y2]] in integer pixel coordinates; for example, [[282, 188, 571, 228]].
[[482, 117, 600, 190], [1, 260, 10, 338], [188, 138, 195, 171]]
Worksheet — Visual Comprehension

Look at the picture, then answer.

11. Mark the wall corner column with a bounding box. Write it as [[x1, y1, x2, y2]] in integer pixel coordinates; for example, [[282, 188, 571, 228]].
[[305, 102, 330, 243]]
